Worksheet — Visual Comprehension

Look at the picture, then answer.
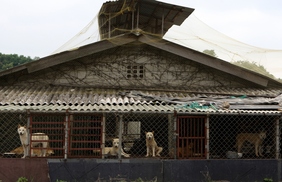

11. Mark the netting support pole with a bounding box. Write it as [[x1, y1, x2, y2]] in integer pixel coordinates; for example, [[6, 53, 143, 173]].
[[136, 4, 139, 29], [108, 14, 111, 38], [206, 115, 210, 159], [161, 8, 164, 36], [131, 8, 134, 30], [118, 114, 123, 160]]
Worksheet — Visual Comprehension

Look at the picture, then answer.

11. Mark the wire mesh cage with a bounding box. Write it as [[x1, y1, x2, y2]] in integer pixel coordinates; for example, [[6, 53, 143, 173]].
[[30, 113, 65, 158], [69, 114, 102, 158], [209, 114, 281, 159], [0, 111, 27, 158], [104, 113, 175, 159], [177, 116, 206, 159], [0, 110, 281, 160]]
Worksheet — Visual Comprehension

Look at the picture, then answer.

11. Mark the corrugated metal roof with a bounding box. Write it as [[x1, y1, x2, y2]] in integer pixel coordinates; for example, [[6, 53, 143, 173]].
[[0, 105, 280, 115], [0, 85, 281, 106], [0, 85, 281, 115]]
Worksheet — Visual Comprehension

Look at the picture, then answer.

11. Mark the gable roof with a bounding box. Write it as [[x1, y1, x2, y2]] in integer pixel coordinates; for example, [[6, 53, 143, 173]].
[[0, 33, 281, 88], [0, 1, 281, 114], [0, 33, 281, 113]]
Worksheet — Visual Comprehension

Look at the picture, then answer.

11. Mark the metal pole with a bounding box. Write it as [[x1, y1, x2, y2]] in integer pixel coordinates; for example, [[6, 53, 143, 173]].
[[27, 111, 31, 157], [102, 113, 106, 159], [132, 8, 134, 30], [276, 118, 280, 159], [206, 115, 210, 159], [161, 8, 164, 36], [276, 117, 281, 181], [136, 4, 139, 29], [64, 112, 69, 160], [118, 114, 123, 160], [108, 14, 111, 38], [173, 114, 177, 159]]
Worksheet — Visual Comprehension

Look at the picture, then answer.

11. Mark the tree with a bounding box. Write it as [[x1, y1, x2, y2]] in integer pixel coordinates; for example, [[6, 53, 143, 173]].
[[203, 49, 217, 57], [231, 60, 279, 80], [0, 53, 35, 71]]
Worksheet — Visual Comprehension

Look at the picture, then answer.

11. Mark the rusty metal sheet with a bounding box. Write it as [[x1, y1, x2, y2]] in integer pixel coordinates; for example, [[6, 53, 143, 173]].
[[0, 158, 50, 182]]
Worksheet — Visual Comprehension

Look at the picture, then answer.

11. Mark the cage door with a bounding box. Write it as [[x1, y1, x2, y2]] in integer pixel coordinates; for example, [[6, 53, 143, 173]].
[[177, 116, 207, 159]]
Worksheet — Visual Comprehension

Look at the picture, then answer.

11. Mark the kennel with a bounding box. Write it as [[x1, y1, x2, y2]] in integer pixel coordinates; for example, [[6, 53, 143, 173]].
[[1, 109, 281, 160]]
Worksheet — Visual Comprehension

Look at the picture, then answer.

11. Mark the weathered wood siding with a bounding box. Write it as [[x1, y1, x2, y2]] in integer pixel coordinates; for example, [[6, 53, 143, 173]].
[[2, 44, 247, 88]]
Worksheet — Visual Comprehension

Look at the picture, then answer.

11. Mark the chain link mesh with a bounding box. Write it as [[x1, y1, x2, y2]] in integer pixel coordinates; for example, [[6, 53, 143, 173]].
[[0, 111, 281, 160], [209, 115, 280, 159], [105, 113, 175, 158], [0, 112, 26, 157]]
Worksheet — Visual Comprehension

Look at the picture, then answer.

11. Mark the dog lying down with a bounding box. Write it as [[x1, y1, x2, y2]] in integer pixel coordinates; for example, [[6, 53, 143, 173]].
[[94, 138, 130, 158], [10, 146, 54, 157], [145, 131, 163, 157]]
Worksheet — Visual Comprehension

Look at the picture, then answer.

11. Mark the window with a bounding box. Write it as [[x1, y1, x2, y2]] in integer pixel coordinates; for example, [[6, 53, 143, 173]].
[[126, 64, 144, 79]]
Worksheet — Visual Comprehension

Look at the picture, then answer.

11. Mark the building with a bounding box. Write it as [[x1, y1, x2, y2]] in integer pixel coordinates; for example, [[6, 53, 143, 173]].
[[0, 0, 281, 181]]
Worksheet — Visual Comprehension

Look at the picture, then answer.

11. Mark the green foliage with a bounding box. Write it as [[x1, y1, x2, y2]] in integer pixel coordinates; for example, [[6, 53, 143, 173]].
[[16, 177, 28, 182], [0, 53, 35, 71], [231, 60, 276, 79], [263, 178, 273, 182], [203, 49, 217, 57]]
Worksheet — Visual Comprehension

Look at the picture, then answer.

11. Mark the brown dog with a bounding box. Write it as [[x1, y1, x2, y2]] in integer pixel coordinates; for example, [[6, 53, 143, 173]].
[[178, 143, 193, 158], [236, 132, 266, 157], [10, 146, 54, 157]]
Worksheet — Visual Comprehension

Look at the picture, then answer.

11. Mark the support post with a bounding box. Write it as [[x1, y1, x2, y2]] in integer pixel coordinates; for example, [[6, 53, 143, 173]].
[[118, 114, 123, 160], [64, 111, 70, 160], [276, 117, 281, 181], [206, 115, 210, 159], [27, 110, 31, 157], [108, 14, 111, 38], [276, 118, 280, 159], [102, 113, 106, 159]]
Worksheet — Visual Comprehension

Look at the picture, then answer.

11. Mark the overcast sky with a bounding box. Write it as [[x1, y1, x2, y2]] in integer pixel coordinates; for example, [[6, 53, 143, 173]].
[[1, 0, 282, 59]]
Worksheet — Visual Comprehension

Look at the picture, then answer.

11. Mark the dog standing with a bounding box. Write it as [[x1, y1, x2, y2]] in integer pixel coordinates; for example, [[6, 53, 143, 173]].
[[145, 131, 163, 157], [17, 124, 49, 158], [236, 131, 266, 157], [96, 138, 130, 157]]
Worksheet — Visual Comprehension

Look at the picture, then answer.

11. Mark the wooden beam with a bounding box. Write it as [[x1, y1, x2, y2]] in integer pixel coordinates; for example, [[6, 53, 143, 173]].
[[27, 36, 137, 73]]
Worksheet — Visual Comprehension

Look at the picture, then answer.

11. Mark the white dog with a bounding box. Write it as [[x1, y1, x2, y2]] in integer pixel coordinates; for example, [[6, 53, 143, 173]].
[[145, 131, 163, 157], [102, 138, 130, 157], [17, 124, 49, 158]]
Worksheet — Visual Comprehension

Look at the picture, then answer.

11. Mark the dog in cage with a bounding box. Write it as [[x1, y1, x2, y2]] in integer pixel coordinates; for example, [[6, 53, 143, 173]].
[[10, 146, 54, 157], [96, 138, 130, 157], [178, 142, 194, 158], [145, 131, 163, 157], [235, 131, 266, 157], [17, 124, 50, 158]]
